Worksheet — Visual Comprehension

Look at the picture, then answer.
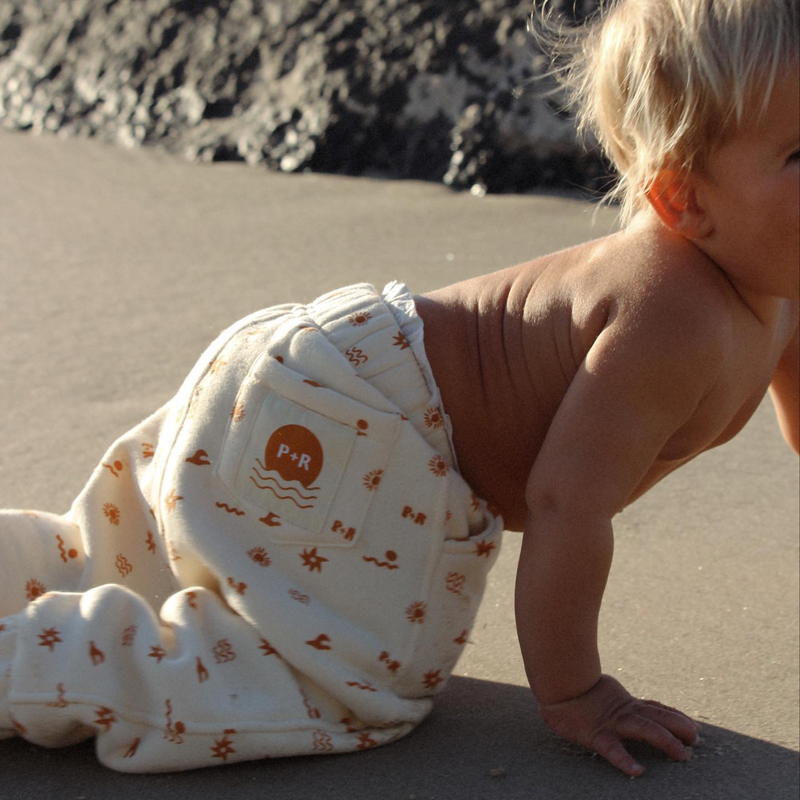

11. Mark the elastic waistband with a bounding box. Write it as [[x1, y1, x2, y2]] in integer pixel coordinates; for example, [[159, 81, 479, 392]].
[[305, 282, 459, 471]]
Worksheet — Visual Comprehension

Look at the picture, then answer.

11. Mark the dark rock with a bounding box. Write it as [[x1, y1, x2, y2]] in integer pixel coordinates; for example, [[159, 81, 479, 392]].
[[0, 0, 610, 194]]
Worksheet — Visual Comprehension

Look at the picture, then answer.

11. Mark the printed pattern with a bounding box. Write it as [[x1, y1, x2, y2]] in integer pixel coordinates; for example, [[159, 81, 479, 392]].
[[362, 550, 399, 570], [55, 534, 79, 562], [0, 282, 502, 772], [25, 579, 47, 602], [247, 547, 271, 567], [299, 547, 328, 572], [103, 503, 121, 525]]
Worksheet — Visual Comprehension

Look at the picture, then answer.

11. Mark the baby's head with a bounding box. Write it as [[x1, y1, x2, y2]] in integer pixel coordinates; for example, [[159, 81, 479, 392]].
[[540, 0, 799, 222]]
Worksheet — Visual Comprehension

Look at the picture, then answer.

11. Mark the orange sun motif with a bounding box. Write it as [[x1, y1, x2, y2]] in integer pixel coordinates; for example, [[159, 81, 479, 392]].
[[299, 547, 328, 573], [348, 311, 372, 327], [248, 546, 271, 567], [474, 539, 496, 558], [445, 572, 465, 594], [102, 503, 121, 525], [428, 455, 449, 477], [424, 406, 444, 429], [405, 601, 426, 624], [362, 469, 384, 490], [25, 578, 47, 602]]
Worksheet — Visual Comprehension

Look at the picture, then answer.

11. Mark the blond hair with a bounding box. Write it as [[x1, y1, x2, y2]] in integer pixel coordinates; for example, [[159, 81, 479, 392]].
[[534, 0, 799, 222]]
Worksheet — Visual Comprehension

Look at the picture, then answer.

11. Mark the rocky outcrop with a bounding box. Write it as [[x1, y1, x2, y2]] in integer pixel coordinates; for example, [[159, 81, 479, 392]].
[[0, 0, 607, 193]]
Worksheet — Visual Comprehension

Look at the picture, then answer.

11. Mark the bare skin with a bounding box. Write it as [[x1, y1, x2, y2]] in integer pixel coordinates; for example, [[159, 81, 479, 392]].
[[417, 217, 798, 532], [414, 210, 798, 776], [413, 68, 799, 777]]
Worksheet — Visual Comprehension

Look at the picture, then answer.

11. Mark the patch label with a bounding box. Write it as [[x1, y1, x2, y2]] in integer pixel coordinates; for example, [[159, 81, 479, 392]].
[[232, 391, 356, 533], [251, 424, 324, 506]]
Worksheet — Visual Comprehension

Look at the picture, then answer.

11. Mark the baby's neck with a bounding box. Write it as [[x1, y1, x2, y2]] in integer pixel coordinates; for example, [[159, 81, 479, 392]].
[[633, 209, 788, 328]]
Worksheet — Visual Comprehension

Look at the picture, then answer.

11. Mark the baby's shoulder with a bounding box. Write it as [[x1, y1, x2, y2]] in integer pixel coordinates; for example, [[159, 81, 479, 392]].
[[607, 223, 735, 333], [569, 223, 735, 353]]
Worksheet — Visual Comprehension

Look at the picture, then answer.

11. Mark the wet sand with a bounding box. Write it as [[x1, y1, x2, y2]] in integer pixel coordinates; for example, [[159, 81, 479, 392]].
[[0, 129, 797, 800]]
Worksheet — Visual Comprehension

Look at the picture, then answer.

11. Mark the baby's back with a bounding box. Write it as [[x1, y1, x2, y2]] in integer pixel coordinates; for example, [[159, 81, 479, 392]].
[[416, 216, 797, 530]]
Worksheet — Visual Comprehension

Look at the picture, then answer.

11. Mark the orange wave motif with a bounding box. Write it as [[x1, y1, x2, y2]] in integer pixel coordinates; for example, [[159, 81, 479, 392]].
[[362, 550, 399, 570], [250, 469, 319, 500], [215, 502, 245, 516], [345, 347, 368, 366], [313, 730, 334, 752], [250, 479, 317, 509], [55, 534, 68, 563]]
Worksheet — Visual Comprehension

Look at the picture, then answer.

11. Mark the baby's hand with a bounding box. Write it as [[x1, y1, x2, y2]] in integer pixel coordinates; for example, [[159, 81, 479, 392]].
[[538, 674, 699, 777]]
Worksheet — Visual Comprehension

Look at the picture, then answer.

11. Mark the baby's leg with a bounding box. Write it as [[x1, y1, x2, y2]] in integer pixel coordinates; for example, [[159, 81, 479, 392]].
[[0, 403, 175, 744], [0, 510, 85, 619], [3, 582, 397, 770], [0, 301, 434, 770], [0, 401, 177, 617], [0, 510, 81, 740], [0, 509, 85, 738], [0, 285, 503, 771]]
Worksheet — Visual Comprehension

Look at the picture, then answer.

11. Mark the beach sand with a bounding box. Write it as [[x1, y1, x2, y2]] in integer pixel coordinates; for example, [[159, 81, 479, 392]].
[[0, 129, 797, 799]]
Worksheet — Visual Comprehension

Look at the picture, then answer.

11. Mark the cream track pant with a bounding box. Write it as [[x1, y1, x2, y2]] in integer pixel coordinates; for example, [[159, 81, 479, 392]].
[[0, 282, 502, 772]]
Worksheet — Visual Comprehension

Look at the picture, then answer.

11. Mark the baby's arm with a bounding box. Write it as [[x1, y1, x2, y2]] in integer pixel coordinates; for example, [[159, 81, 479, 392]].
[[769, 319, 799, 454], [517, 298, 718, 775]]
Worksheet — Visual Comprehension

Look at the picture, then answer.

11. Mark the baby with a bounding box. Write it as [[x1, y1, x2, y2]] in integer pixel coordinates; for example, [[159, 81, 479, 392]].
[[1, 0, 797, 777]]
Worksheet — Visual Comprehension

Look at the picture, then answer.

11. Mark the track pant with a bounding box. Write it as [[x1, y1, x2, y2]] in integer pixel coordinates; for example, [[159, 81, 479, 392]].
[[0, 282, 502, 771]]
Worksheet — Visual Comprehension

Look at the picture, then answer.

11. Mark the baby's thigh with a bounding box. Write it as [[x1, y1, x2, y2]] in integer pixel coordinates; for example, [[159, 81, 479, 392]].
[[0, 510, 84, 618]]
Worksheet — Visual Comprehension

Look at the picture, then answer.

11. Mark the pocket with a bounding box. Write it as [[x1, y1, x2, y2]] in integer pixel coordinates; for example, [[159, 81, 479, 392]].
[[216, 352, 401, 546]]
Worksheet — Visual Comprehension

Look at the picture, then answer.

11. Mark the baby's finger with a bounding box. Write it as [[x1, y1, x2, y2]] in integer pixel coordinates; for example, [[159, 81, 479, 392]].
[[616, 714, 693, 763], [591, 730, 645, 777], [641, 701, 699, 745]]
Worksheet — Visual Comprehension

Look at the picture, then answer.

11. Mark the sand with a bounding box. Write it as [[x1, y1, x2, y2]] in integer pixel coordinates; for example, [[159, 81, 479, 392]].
[[0, 129, 797, 800]]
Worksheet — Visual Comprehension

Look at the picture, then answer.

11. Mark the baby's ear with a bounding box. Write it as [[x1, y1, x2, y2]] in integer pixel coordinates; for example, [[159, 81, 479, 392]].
[[645, 169, 711, 239]]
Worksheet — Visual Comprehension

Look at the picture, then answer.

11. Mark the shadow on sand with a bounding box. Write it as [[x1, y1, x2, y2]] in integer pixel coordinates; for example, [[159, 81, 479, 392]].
[[2, 676, 797, 800]]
